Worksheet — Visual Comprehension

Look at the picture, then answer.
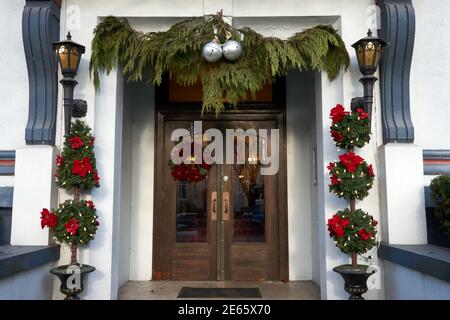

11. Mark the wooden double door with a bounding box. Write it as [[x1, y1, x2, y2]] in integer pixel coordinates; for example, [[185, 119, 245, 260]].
[[153, 115, 286, 281]]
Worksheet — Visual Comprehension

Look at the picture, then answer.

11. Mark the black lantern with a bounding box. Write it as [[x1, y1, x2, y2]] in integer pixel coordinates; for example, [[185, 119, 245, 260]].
[[352, 29, 387, 76], [53, 32, 86, 134], [53, 32, 85, 78], [351, 30, 388, 129]]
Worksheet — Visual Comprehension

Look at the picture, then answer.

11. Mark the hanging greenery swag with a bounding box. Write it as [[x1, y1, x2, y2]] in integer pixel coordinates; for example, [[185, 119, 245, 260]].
[[90, 13, 350, 114]]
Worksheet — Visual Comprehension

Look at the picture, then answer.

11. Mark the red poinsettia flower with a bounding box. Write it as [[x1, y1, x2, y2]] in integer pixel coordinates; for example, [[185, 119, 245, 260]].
[[330, 174, 340, 185], [40, 208, 57, 229], [89, 137, 95, 146], [64, 218, 79, 236], [331, 130, 344, 142], [72, 157, 93, 177], [367, 164, 375, 177], [328, 214, 350, 238], [357, 228, 372, 241], [371, 219, 378, 227], [330, 104, 349, 123], [327, 162, 335, 171], [357, 108, 369, 120], [86, 200, 95, 209], [56, 155, 64, 166], [69, 136, 84, 149], [339, 152, 364, 173]]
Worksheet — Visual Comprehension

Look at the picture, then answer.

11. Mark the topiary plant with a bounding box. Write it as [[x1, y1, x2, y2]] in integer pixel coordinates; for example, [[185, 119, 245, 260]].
[[430, 175, 450, 239]]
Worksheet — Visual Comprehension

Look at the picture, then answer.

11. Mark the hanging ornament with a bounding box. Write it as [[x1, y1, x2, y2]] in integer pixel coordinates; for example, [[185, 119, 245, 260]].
[[222, 39, 242, 61], [202, 36, 222, 63]]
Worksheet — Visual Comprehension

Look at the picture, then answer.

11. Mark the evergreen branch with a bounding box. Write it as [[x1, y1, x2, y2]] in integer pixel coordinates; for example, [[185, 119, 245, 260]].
[[90, 15, 350, 114]]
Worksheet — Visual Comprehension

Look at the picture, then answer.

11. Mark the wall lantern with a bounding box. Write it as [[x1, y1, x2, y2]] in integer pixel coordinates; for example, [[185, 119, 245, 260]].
[[53, 32, 86, 134], [351, 29, 388, 128]]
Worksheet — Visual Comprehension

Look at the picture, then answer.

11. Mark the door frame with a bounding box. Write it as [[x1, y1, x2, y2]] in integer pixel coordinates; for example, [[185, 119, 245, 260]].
[[152, 79, 289, 281]]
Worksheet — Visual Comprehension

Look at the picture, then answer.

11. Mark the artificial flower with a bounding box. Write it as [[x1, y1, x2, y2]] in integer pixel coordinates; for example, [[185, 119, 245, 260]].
[[331, 130, 344, 142], [367, 164, 375, 177], [64, 218, 79, 235], [357, 228, 372, 241], [69, 136, 84, 149], [40, 208, 57, 229], [330, 104, 348, 123], [72, 157, 93, 177], [339, 152, 364, 173], [357, 108, 369, 120], [328, 214, 350, 238]]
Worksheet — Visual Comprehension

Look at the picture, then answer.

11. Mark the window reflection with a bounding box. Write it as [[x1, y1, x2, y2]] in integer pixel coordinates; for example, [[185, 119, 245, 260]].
[[176, 180, 208, 242], [233, 164, 265, 242]]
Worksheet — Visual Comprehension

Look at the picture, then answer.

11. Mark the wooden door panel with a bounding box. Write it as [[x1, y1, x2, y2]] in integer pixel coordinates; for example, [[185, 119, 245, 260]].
[[231, 245, 268, 281], [171, 245, 212, 280]]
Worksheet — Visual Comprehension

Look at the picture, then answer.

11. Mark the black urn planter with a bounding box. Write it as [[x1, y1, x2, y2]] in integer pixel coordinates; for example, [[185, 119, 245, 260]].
[[50, 264, 95, 300], [333, 264, 375, 300]]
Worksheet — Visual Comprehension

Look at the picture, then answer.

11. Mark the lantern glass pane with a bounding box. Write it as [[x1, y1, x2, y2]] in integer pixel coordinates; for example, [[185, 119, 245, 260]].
[[58, 45, 69, 69], [357, 46, 364, 67], [364, 42, 376, 67], [69, 48, 80, 71], [374, 46, 382, 68]]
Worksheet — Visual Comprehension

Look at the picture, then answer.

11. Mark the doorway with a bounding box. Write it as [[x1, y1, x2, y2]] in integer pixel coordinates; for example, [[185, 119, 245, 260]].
[[153, 108, 288, 281]]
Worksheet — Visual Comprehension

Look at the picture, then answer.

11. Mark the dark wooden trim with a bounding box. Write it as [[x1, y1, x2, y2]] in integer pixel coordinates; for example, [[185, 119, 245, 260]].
[[377, 0, 415, 143], [22, 0, 60, 145]]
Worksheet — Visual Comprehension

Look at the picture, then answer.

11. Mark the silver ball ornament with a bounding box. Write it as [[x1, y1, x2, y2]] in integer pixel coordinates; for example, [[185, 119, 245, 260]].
[[222, 40, 243, 61], [202, 41, 223, 62]]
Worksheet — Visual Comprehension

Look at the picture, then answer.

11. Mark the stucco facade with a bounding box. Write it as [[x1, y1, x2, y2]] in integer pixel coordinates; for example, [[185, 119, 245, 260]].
[[0, 0, 449, 300]]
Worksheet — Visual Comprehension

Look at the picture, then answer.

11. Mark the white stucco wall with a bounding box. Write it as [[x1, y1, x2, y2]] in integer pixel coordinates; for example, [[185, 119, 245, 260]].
[[384, 260, 450, 300], [411, 0, 450, 149], [286, 71, 316, 281], [0, 262, 55, 300], [0, 0, 27, 187], [55, 0, 382, 300]]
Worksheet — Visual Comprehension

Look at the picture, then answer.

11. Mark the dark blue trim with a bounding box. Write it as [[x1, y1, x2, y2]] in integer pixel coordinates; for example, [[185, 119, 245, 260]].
[[423, 150, 450, 175], [0, 187, 13, 208], [378, 243, 450, 283], [0, 151, 15, 176], [377, 0, 415, 143], [22, 0, 60, 145], [0, 244, 60, 279]]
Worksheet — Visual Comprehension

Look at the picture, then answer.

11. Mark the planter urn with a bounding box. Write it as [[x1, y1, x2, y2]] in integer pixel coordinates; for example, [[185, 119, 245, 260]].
[[333, 264, 375, 300], [50, 264, 95, 300]]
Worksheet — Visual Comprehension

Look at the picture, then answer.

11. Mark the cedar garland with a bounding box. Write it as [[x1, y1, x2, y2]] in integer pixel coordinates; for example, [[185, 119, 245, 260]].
[[89, 14, 350, 114]]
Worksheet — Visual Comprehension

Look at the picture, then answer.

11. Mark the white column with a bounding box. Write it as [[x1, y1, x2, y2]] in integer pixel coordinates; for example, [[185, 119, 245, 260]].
[[84, 69, 123, 300], [378, 144, 427, 244], [315, 71, 350, 300], [10, 146, 57, 246]]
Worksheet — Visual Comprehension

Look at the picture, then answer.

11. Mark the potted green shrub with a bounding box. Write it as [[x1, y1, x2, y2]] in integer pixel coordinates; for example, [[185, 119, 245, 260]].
[[327, 104, 379, 300], [430, 175, 450, 240], [40, 120, 100, 300]]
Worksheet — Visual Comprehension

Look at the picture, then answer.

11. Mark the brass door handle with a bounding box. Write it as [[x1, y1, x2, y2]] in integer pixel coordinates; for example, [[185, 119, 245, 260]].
[[222, 192, 230, 221], [211, 191, 217, 221]]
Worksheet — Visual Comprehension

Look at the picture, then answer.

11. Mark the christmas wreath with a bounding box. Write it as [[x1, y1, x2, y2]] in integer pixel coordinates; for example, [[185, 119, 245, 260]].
[[54, 120, 100, 191], [168, 142, 212, 183], [328, 209, 378, 254], [329, 104, 371, 149], [41, 200, 99, 246], [327, 151, 375, 200]]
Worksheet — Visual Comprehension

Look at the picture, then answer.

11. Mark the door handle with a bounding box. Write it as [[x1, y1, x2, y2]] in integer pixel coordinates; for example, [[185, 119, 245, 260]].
[[211, 191, 217, 221], [222, 192, 230, 221]]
